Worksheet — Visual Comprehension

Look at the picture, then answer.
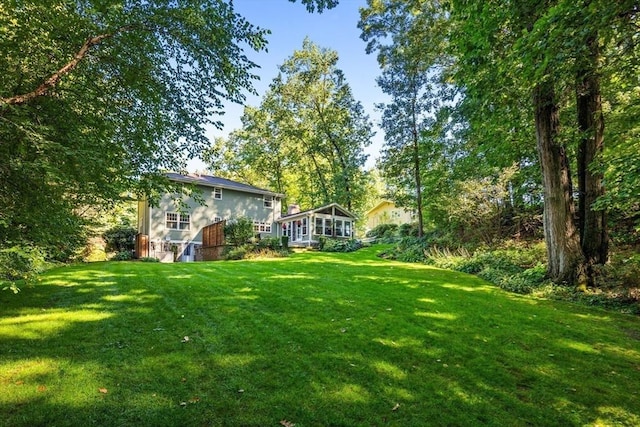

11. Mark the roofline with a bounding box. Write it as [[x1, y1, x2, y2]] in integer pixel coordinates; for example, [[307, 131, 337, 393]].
[[365, 200, 395, 215], [276, 202, 356, 222], [167, 173, 285, 198]]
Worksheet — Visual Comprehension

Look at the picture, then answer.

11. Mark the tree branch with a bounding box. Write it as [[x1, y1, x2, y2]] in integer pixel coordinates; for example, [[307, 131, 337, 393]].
[[1, 32, 114, 106]]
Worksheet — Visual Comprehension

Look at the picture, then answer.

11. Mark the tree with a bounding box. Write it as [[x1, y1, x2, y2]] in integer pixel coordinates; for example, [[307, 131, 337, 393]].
[[449, 0, 637, 284], [208, 39, 374, 214], [361, 0, 639, 285], [360, 0, 452, 238], [0, 0, 337, 283]]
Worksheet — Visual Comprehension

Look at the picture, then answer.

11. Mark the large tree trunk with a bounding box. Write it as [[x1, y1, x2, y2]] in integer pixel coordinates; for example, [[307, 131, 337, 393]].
[[411, 87, 425, 238], [533, 82, 584, 284], [576, 33, 608, 286]]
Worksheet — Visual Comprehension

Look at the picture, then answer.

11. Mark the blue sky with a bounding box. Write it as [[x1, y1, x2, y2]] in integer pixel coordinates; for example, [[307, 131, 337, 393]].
[[191, 0, 386, 171]]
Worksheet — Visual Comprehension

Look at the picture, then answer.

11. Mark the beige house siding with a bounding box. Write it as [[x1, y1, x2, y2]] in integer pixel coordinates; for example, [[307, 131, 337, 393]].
[[365, 201, 414, 231]]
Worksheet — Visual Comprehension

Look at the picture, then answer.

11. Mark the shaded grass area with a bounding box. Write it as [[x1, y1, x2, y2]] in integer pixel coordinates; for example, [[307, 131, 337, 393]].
[[1, 246, 640, 426]]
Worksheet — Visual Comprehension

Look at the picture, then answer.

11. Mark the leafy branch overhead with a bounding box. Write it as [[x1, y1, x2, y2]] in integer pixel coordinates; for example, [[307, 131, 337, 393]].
[[0, 0, 337, 282]]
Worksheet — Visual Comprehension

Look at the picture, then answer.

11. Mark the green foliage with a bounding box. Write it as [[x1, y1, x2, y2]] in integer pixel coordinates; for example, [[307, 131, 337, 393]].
[[0, 245, 51, 293], [0, 0, 336, 285], [224, 217, 255, 247], [365, 223, 398, 238], [139, 257, 160, 263], [257, 237, 283, 251], [317, 236, 326, 250], [205, 38, 374, 214], [223, 244, 250, 260], [379, 237, 429, 263], [423, 245, 550, 294], [360, 0, 640, 284], [319, 238, 364, 253], [111, 251, 133, 261], [103, 226, 136, 253], [223, 243, 289, 260], [382, 237, 551, 294], [398, 222, 420, 237]]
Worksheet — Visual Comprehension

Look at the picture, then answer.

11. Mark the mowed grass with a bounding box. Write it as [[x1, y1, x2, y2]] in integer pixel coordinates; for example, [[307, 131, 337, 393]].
[[1, 246, 639, 426]]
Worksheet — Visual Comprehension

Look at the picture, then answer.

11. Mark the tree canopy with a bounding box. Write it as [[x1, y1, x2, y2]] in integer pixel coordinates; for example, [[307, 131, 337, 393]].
[[205, 38, 374, 214], [0, 0, 336, 280], [359, 0, 639, 285]]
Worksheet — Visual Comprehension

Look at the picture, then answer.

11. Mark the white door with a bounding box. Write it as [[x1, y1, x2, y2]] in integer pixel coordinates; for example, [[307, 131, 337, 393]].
[[296, 222, 302, 241], [181, 243, 194, 262]]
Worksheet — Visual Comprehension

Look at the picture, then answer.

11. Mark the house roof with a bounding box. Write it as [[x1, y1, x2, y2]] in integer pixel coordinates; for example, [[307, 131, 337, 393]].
[[365, 200, 395, 216], [166, 172, 285, 198], [276, 202, 356, 222]]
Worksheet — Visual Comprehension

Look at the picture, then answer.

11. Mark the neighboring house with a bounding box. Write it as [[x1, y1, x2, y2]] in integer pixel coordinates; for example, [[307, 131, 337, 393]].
[[276, 203, 357, 247], [137, 173, 284, 261], [365, 200, 415, 231]]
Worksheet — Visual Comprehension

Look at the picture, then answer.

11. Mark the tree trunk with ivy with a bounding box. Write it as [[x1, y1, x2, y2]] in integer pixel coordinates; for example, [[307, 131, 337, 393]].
[[533, 82, 585, 284], [576, 32, 608, 286]]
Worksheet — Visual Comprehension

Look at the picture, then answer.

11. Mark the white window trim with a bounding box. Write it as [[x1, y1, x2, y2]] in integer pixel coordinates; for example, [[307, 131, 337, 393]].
[[253, 220, 272, 233], [313, 215, 352, 237], [263, 195, 273, 208], [213, 187, 222, 200], [165, 212, 190, 231]]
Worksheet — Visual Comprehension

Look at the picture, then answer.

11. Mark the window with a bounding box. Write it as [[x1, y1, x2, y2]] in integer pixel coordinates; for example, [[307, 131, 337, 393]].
[[166, 212, 190, 230], [179, 214, 190, 230], [344, 221, 352, 237], [324, 219, 332, 236], [166, 212, 178, 229], [264, 195, 273, 208], [315, 217, 323, 235], [302, 218, 308, 235], [213, 187, 222, 200], [335, 220, 343, 236], [253, 220, 272, 233]]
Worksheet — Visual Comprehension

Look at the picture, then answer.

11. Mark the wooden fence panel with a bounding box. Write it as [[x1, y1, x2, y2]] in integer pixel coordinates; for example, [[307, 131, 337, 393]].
[[135, 234, 148, 259], [202, 220, 225, 247], [200, 220, 225, 260]]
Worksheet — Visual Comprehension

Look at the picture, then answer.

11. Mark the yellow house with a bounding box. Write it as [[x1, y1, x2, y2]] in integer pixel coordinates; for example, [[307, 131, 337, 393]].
[[365, 200, 415, 231]]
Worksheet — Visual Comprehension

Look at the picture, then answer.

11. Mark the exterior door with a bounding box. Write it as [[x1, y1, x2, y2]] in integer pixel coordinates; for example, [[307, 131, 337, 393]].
[[181, 243, 194, 262]]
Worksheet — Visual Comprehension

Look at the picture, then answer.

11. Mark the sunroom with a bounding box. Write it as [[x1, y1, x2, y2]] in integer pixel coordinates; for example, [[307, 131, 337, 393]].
[[276, 203, 357, 247]]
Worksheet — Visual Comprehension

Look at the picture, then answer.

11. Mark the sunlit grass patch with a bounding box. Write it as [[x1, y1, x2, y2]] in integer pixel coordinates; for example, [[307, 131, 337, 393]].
[[0, 245, 639, 426]]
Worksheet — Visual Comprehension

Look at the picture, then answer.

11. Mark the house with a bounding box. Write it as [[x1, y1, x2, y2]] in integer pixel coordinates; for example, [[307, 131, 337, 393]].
[[364, 200, 415, 231], [276, 203, 357, 247], [136, 173, 284, 261]]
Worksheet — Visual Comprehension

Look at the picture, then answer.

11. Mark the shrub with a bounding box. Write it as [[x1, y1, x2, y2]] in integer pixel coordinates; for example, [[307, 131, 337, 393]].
[[0, 245, 50, 293], [257, 237, 282, 251], [103, 226, 136, 253], [366, 223, 398, 239], [224, 245, 249, 260], [398, 222, 420, 237], [243, 248, 290, 259], [111, 251, 133, 261], [318, 236, 326, 250], [222, 244, 289, 260], [320, 239, 363, 253], [224, 217, 255, 247], [139, 257, 160, 262]]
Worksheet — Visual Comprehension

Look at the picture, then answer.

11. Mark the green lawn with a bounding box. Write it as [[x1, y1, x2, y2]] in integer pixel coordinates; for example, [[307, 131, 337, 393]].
[[1, 246, 639, 426]]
